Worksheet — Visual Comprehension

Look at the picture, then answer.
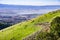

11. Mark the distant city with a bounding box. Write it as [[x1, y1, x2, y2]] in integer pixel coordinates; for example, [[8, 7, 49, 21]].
[[0, 13, 41, 25]]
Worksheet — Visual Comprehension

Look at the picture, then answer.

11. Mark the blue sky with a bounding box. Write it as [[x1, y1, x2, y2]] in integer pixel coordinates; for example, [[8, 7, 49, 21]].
[[0, 0, 60, 6]]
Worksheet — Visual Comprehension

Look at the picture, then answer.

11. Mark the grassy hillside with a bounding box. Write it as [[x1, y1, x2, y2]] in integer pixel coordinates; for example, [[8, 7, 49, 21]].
[[0, 10, 60, 40]]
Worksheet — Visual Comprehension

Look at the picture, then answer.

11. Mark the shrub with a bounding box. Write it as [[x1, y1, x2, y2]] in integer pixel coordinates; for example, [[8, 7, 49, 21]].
[[50, 17, 60, 34], [50, 16, 60, 39]]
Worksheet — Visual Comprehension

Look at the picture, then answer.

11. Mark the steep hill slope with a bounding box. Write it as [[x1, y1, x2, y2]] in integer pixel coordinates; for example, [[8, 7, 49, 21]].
[[0, 10, 60, 40]]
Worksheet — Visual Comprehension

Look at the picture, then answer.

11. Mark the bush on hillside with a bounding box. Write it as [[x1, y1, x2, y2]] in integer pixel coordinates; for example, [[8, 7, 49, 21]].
[[35, 16, 60, 40], [50, 16, 60, 38]]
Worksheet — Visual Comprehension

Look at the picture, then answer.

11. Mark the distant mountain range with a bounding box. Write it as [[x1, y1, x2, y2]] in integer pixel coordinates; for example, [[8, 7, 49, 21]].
[[0, 4, 60, 10]]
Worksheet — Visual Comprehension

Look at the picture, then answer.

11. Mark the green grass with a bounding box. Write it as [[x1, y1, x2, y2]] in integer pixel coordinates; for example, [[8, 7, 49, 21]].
[[0, 10, 60, 40], [0, 21, 42, 40]]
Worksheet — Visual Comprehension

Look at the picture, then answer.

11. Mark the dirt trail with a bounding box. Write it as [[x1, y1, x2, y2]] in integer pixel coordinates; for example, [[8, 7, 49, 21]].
[[23, 22, 50, 40]]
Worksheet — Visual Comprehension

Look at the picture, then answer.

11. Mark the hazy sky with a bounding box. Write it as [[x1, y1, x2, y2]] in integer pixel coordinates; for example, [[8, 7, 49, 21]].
[[0, 0, 60, 6]]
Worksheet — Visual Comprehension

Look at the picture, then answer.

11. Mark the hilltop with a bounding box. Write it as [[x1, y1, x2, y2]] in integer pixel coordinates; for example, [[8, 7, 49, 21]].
[[0, 10, 60, 40]]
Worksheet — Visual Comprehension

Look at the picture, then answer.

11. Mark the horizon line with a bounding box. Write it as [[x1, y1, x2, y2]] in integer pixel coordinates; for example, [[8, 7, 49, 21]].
[[0, 3, 60, 6]]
